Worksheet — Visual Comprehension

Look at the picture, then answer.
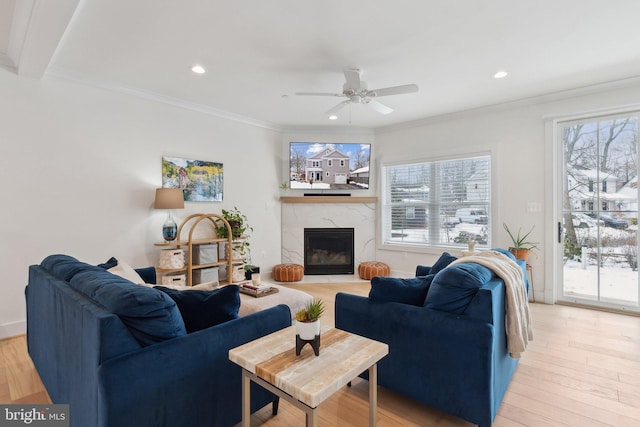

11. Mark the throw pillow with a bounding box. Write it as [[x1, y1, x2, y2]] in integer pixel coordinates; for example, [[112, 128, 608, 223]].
[[416, 252, 457, 276], [369, 276, 434, 306], [424, 262, 495, 314], [97, 257, 119, 270], [429, 252, 458, 275], [108, 262, 145, 285], [155, 285, 240, 333]]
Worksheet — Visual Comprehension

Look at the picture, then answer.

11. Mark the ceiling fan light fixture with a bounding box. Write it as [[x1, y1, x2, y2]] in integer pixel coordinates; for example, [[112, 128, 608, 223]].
[[298, 68, 418, 118], [493, 70, 508, 79], [191, 64, 206, 74]]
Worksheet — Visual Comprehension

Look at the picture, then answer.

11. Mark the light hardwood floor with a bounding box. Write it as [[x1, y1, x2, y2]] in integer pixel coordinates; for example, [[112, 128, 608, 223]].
[[2, 282, 640, 426]]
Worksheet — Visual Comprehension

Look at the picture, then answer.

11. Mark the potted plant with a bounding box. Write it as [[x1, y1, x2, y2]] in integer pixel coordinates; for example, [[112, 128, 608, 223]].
[[216, 207, 253, 280], [216, 207, 251, 239], [503, 223, 539, 262], [294, 298, 325, 340]]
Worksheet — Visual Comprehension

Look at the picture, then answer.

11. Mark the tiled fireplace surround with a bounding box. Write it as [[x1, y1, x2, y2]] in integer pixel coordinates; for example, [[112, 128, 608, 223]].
[[281, 200, 376, 279]]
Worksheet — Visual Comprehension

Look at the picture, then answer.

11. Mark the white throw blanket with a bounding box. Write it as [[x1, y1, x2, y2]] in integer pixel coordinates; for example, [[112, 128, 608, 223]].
[[450, 251, 533, 358]]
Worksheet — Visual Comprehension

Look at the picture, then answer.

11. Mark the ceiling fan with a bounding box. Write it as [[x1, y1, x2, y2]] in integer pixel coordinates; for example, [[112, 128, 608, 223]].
[[296, 68, 418, 116]]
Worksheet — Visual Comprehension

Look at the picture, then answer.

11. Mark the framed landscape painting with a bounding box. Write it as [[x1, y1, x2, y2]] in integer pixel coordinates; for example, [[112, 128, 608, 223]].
[[162, 156, 223, 202]]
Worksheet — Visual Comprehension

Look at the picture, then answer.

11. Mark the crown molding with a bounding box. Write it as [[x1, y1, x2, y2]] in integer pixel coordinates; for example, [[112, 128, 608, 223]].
[[45, 67, 284, 132], [281, 126, 374, 135], [375, 75, 640, 134]]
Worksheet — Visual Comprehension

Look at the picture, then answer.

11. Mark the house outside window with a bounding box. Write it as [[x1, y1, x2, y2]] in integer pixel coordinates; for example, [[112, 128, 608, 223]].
[[381, 154, 491, 248]]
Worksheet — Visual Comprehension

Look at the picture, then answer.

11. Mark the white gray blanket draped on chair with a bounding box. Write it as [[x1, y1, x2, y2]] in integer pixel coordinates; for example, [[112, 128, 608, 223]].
[[451, 251, 533, 358]]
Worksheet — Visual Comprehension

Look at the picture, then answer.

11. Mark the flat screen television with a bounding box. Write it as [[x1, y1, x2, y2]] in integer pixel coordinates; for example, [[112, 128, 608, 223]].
[[289, 142, 371, 191]]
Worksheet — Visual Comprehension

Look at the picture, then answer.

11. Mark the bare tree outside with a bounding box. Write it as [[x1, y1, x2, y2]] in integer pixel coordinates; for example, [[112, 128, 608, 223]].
[[561, 115, 639, 306], [290, 147, 306, 180]]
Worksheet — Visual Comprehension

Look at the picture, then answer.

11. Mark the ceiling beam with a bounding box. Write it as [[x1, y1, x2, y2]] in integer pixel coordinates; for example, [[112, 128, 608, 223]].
[[8, 0, 80, 78]]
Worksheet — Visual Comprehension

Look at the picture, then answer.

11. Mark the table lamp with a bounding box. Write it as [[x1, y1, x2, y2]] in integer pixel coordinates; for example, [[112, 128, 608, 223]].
[[154, 188, 185, 241]]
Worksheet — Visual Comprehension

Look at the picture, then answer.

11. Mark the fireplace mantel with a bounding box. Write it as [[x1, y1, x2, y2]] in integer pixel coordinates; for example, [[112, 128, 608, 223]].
[[280, 196, 377, 204]]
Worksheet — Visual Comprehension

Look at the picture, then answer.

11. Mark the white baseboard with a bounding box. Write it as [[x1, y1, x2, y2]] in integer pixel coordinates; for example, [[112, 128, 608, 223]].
[[0, 320, 26, 339]]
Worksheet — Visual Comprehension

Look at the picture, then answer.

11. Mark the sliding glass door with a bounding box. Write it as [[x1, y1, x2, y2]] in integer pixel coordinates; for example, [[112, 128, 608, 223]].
[[560, 113, 640, 311]]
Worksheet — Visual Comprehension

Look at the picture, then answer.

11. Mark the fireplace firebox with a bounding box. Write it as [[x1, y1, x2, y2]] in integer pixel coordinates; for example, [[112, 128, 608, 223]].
[[304, 228, 354, 275]]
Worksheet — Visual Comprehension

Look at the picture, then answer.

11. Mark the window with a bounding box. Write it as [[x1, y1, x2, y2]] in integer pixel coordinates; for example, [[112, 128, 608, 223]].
[[340, 159, 345, 167], [381, 154, 491, 248], [328, 159, 333, 167]]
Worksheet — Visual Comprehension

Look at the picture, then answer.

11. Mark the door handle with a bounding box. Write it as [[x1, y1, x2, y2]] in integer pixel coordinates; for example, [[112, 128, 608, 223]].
[[558, 221, 562, 243]]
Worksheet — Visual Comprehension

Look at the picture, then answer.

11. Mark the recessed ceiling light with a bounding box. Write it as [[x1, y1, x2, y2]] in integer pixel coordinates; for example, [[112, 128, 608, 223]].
[[328, 115, 338, 120], [493, 70, 508, 79], [191, 65, 206, 74]]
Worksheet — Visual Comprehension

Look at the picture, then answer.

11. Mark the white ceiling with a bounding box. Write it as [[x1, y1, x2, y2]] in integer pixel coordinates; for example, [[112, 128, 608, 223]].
[[3, 0, 640, 129]]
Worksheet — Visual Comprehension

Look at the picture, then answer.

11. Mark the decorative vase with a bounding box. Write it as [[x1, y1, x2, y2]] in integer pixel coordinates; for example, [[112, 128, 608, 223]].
[[162, 211, 178, 241], [295, 320, 320, 340]]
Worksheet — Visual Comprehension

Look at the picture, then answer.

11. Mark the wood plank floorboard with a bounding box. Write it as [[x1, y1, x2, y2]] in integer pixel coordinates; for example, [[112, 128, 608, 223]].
[[2, 281, 640, 426]]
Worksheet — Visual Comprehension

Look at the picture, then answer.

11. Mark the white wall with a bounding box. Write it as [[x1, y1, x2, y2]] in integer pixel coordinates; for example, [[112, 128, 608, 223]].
[[5, 66, 640, 336], [374, 79, 640, 302], [0, 69, 283, 338]]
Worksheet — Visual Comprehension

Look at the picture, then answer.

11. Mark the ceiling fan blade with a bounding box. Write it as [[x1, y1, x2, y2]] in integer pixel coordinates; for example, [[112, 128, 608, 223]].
[[325, 100, 351, 116], [369, 99, 393, 115], [368, 84, 419, 98], [343, 68, 362, 90], [296, 92, 343, 97]]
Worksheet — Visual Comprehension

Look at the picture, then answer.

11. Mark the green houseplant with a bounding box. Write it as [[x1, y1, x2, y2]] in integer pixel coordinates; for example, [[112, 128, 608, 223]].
[[295, 298, 325, 340], [503, 223, 538, 262], [216, 207, 251, 239], [216, 207, 253, 281]]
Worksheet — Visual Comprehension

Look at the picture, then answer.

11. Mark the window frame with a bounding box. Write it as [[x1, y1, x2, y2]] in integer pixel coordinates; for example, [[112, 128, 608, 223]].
[[379, 152, 492, 252]]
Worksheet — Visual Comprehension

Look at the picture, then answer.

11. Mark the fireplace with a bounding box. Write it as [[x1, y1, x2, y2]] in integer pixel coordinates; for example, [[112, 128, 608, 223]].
[[304, 228, 355, 275]]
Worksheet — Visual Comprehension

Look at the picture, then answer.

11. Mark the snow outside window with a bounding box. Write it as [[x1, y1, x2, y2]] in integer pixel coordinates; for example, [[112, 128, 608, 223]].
[[381, 154, 491, 248]]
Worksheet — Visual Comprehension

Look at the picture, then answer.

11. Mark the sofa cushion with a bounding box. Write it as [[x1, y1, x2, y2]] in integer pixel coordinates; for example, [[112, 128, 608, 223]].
[[369, 276, 434, 306], [69, 269, 187, 346], [416, 251, 457, 277], [424, 263, 495, 314], [155, 285, 240, 333], [40, 254, 104, 282]]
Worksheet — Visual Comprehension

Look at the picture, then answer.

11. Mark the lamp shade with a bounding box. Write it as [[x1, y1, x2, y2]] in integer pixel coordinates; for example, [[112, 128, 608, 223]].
[[154, 188, 185, 209]]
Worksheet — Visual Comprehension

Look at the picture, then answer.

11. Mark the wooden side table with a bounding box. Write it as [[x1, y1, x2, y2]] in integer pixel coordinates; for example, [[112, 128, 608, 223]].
[[229, 326, 388, 427]]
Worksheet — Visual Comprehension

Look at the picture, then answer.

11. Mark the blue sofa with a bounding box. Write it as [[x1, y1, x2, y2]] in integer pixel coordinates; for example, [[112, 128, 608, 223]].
[[335, 252, 527, 427], [25, 254, 291, 427]]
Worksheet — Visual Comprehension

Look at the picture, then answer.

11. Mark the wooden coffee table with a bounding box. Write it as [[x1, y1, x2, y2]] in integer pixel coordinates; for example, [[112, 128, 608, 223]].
[[229, 326, 388, 427]]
